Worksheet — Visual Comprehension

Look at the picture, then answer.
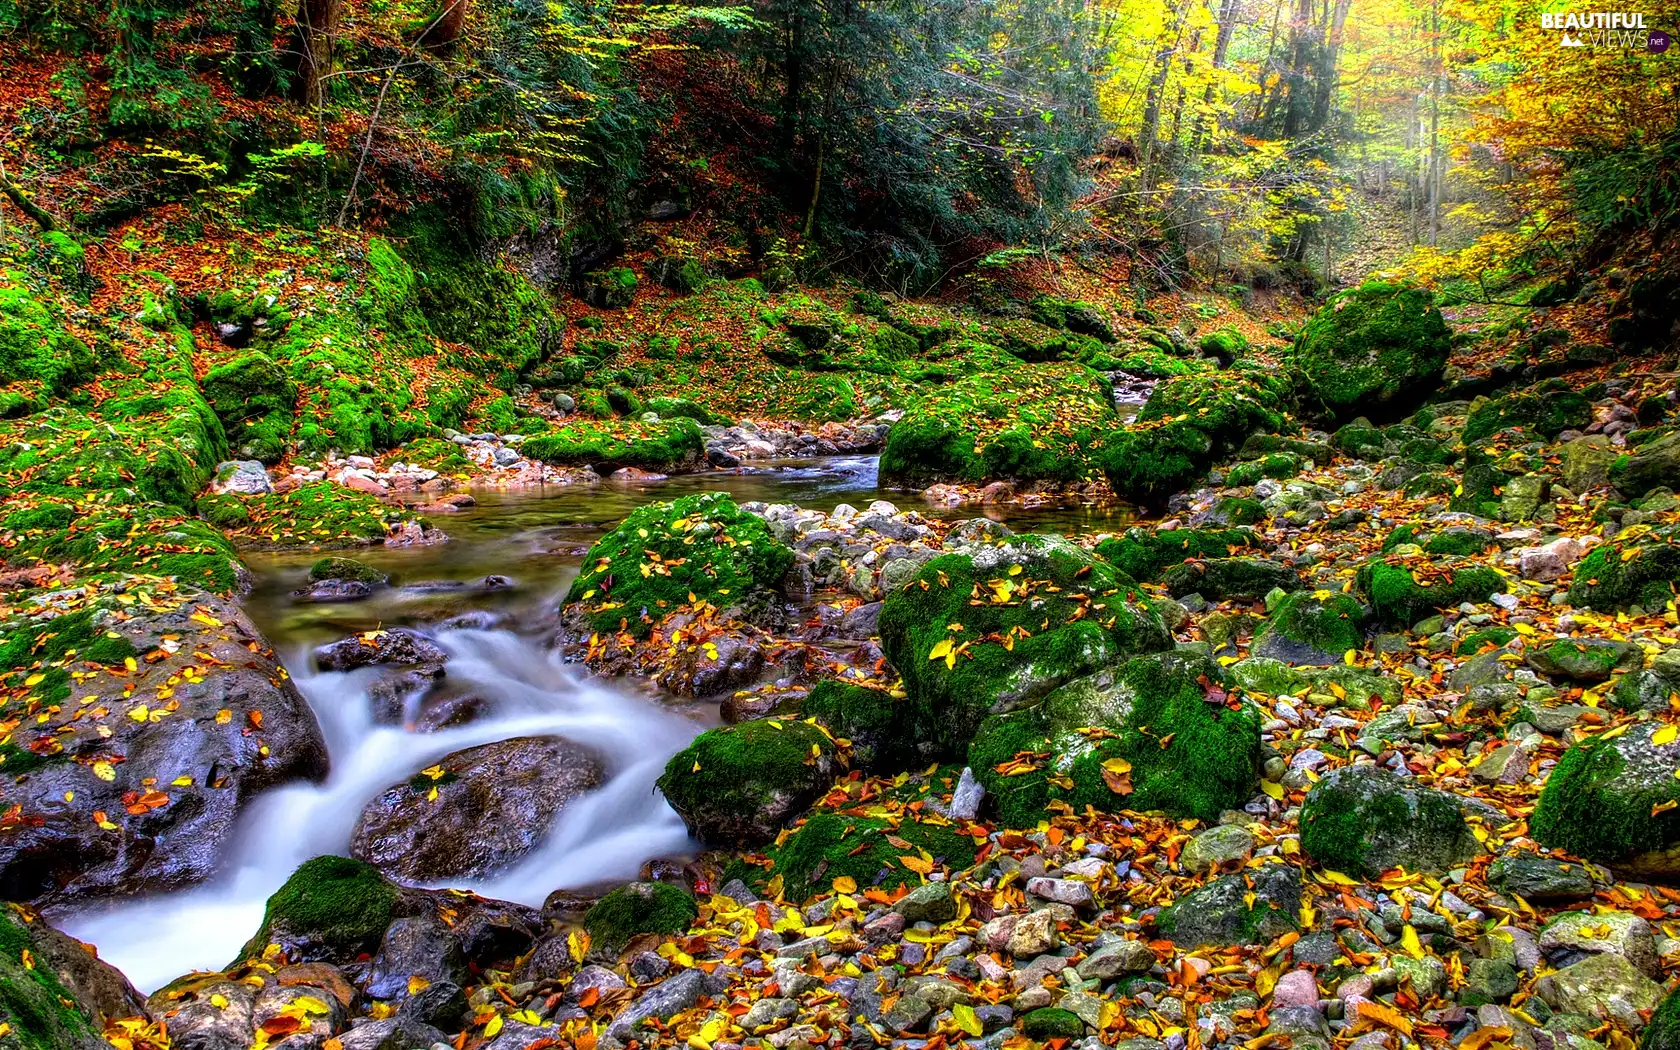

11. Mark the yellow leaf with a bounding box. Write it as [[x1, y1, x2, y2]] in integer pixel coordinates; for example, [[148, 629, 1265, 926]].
[[1400, 924, 1424, 959], [93, 761, 116, 782], [1655, 724, 1678, 746], [190, 612, 223, 628], [832, 876, 858, 894], [928, 638, 954, 661], [216, 709, 232, 724], [1261, 780, 1285, 800], [899, 854, 934, 875], [1100, 757, 1132, 775], [407, 976, 430, 996], [1356, 1001, 1413, 1036], [123, 657, 138, 672], [482, 1015, 503, 1038], [953, 1003, 982, 1037], [128, 705, 150, 722]]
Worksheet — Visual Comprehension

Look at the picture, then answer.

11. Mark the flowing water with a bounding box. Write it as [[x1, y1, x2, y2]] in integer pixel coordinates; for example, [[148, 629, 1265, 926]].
[[63, 457, 1133, 991]]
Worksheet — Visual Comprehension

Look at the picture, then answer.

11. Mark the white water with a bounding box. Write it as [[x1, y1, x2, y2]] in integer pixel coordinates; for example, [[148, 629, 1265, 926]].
[[63, 627, 705, 993]]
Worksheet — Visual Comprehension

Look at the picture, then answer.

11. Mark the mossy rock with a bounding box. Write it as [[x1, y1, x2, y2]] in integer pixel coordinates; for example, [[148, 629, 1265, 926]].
[[878, 535, 1172, 754], [522, 418, 704, 476], [1567, 534, 1680, 611], [1093, 527, 1254, 582], [878, 365, 1119, 487], [1300, 765, 1483, 877], [1028, 297, 1114, 343], [1097, 419, 1215, 509], [647, 256, 708, 295], [1463, 383, 1590, 445], [1646, 988, 1680, 1050], [582, 882, 698, 955], [200, 352, 297, 464], [1252, 591, 1367, 666], [800, 680, 925, 771], [238, 855, 400, 964], [1355, 560, 1507, 627], [216, 483, 396, 549], [0, 279, 98, 396], [1611, 431, 1680, 502], [1198, 327, 1248, 361], [726, 812, 977, 903], [643, 397, 729, 427], [564, 492, 792, 639], [1448, 462, 1505, 516], [1332, 422, 1389, 459], [1102, 367, 1289, 506], [0, 906, 101, 1050], [1160, 557, 1303, 602], [1238, 434, 1332, 467], [1456, 626, 1517, 655], [0, 608, 137, 672], [1531, 722, 1680, 875], [1225, 454, 1300, 487], [1208, 496, 1265, 526], [308, 556, 386, 585], [657, 718, 840, 847], [1290, 281, 1451, 423], [580, 266, 638, 309], [969, 651, 1262, 828], [1021, 1008, 1085, 1039]]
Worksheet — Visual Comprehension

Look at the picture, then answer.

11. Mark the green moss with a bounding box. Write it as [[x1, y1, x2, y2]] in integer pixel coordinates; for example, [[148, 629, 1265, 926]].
[[309, 556, 385, 584], [582, 882, 698, 954], [1423, 530, 1494, 556], [398, 437, 473, 472], [1021, 1008, 1085, 1039], [656, 718, 837, 844], [1462, 382, 1591, 444], [1355, 560, 1507, 627], [0, 743, 54, 776], [217, 484, 394, 548], [1645, 988, 1680, 1050], [200, 352, 296, 464], [728, 812, 977, 902], [801, 679, 916, 770], [0, 609, 134, 670], [1567, 536, 1680, 611], [197, 493, 253, 529], [879, 365, 1118, 487], [1333, 423, 1388, 458], [1254, 591, 1366, 662], [644, 397, 730, 427], [1456, 626, 1517, 654], [1098, 419, 1215, 508], [1448, 463, 1504, 516], [1093, 527, 1254, 582], [1530, 729, 1680, 864], [1, 905, 97, 1050], [0, 277, 97, 395], [879, 535, 1171, 753], [1102, 367, 1289, 506], [1299, 768, 1477, 877], [1290, 281, 1451, 421], [565, 492, 792, 638], [969, 652, 1261, 827], [1212, 497, 1265, 526], [238, 855, 399, 963], [522, 418, 704, 475], [1198, 327, 1248, 359]]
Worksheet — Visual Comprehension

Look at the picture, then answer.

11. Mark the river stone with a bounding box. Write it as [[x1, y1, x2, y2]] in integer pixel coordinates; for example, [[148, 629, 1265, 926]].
[[1537, 953, 1665, 1028], [11, 910, 148, 1027], [151, 980, 257, 1050], [365, 914, 469, 1000], [1158, 865, 1300, 947], [212, 459, 272, 495], [1486, 855, 1602, 903], [336, 1017, 451, 1050], [894, 882, 957, 924], [0, 589, 329, 905], [1563, 436, 1616, 492], [1181, 824, 1256, 872], [1540, 911, 1660, 977], [351, 736, 603, 881], [603, 967, 727, 1047], [1525, 637, 1640, 682], [1299, 764, 1483, 877], [1530, 721, 1680, 876], [315, 628, 447, 671]]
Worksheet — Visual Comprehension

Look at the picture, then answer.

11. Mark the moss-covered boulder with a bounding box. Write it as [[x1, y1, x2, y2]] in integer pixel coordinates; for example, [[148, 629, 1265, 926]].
[[657, 718, 840, 847], [564, 492, 793, 639], [1160, 557, 1303, 601], [0, 280, 98, 395], [580, 266, 638, 309], [1096, 418, 1215, 508], [1532, 722, 1680, 877], [522, 418, 704, 475], [1462, 382, 1591, 445], [1355, 559, 1507, 627], [199, 352, 297, 464], [1252, 590, 1367, 666], [1647, 988, 1680, 1050], [0, 906, 109, 1050], [1290, 281, 1451, 423], [1567, 533, 1680, 611], [1156, 866, 1299, 947], [727, 812, 978, 902], [878, 365, 1119, 487], [800, 679, 925, 771], [1021, 1008, 1086, 1040], [1525, 637, 1642, 682], [583, 882, 697, 955], [879, 535, 1172, 753], [1611, 431, 1680, 501], [968, 651, 1262, 827], [308, 556, 387, 584], [1299, 765, 1484, 877], [1093, 527, 1255, 582], [238, 855, 400, 964]]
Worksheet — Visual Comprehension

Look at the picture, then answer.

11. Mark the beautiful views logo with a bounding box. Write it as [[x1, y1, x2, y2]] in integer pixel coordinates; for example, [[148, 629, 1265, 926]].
[[1539, 11, 1669, 51]]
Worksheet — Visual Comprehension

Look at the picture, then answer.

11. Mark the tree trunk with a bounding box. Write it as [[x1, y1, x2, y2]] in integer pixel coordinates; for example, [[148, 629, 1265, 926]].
[[1427, 0, 1441, 246], [1252, 0, 1286, 125], [1308, 0, 1353, 133], [1138, 0, 1187, 179], [416, 0, 467, 53], [1279, 0, 1316, 139], [296, 0, 339, 109], [1191, 0, 1240, 151]]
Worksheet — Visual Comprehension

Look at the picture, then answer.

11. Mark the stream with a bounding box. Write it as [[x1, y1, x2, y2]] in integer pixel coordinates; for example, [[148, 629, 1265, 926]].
[[63, 456, 1134, 991]]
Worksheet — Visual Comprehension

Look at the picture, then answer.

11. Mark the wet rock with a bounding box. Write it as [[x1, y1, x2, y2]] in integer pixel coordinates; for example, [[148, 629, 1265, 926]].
[[351, 736, 603, 881], [1486, 855, 1602, 903], [336, 1017, 450, 1050], [1181, 824, 1256, 872], [1157, 865, 1299, 947], [315, 629, 447, 671], [1525, 637, 1640, 682], [396, 982, 467, 1030], [153, 981, 256, 1050], [365, 914, 468, 1000], [603, 968, 725, 1047], [658, 719, 839, 846], [1531, 721, 1680, 876], [1535, 952, 1664, 1028], [1540, 910, 1659, 977], [894, 882, 957, 925], [1299, 765, 1483, 877], [0, 591, 329, 905], [213, 460, 273, 495]]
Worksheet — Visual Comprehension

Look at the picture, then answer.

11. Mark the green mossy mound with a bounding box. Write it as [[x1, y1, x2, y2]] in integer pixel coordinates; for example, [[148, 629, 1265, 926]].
[[1355, 560, 1507, 627], [309, 556, 386, 584], [657, 718, 840, 847], [1, 906, 99, 1050], [1160, 557, 1302, 601], [1, 492, 244, 592], [878, 365, 1118, 487], [565, 492, 792, 639], [800, 679, 923, 771], [521, 418, 704, 475], [1252, 590, 1367, 666], [1093, 527, 1255, 582], [1225, 454, 1301, 487], [1462, 382, 1591, 445], [878, 535, 1172, 753], [1531, 722, 1680, 871], [1567, 534, 1680, 611], [0, 279, 97, 395], [1096, 419, 1215, 509], [1611, 431, 1680, 501], [583, 882, 698, 955], [1021, 1008, 1085, 1040], [216, 484, 396, 549], [200, 352, 297, 464], [1645, 988, 1680, 1050], [643, 397, 729, 426], [239, 855, 400, 964], [1299, 765, 1482, 877], [968, 652, 1262, 828], [727, 812, 978, 903], [1290, 281, 1451, 423]]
